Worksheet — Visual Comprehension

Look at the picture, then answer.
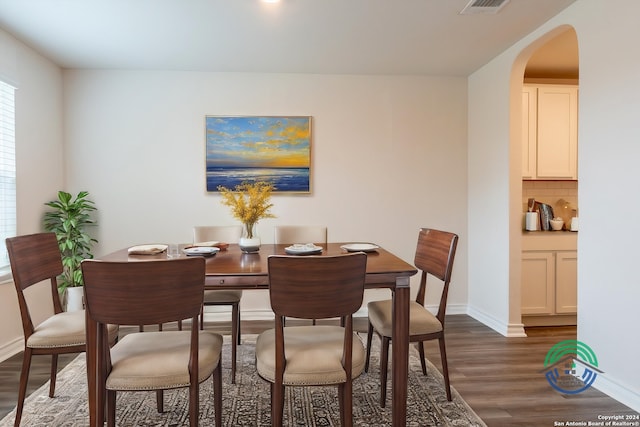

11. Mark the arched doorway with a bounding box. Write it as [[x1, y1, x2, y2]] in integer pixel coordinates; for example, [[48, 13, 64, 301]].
[[508, 26, 579, 334]]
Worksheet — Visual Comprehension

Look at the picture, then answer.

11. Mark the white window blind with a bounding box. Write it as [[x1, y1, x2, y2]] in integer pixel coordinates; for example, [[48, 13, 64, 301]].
[[0, 80, 16, 273]]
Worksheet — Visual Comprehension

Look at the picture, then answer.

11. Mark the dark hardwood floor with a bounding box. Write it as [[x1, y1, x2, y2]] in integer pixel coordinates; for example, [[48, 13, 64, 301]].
[[0, 315, 637, 425]]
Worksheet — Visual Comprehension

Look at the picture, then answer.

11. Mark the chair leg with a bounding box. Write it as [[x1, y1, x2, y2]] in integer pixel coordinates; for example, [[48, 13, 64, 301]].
[[417, 341, 427, 375], [439, 336, 452, 401], [189, 382, 198, 427], [106, 390, 116, 427], [271, 381, 285, 427], [339, 380, 354, 427], [200, 304, 205, 331], [236, 303, 242, 346], [379, 336, 390, 408], [213, 360, 222, 427], [156, 389, 164, 413], [364, 321, 374, 372], [49, 354, 58, 397], [178, 320, 183, 331], [231, 302, 238, 384], [338, 383, 345, 427], [14, 348, 32, 427]]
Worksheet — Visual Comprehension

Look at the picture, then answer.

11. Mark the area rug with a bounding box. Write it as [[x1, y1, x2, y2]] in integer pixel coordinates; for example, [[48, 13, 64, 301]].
[[0, 335, 485, 426]]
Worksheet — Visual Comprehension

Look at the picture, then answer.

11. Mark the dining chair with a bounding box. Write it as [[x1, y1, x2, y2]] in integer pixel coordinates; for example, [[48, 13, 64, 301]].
[[273, 225, 328, 326], [5, 232, 119, 427], [82, 257, 223, 427], [364, 228, 459, 405], [193, 225, 242, 383], [273, 225, 327, 246], [256, 253, 367, 427]]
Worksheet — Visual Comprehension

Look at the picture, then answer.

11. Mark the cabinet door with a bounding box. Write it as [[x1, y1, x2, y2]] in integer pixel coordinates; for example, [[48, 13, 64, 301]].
[[555, 251, 577, 313], [521, 251, 554, 315], [522, 87, 537, 179], [536, 85, 578, 179]]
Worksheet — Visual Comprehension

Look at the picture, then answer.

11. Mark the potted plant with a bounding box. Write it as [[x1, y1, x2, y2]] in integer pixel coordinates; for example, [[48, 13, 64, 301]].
[[43, 190, 98, 310], [218, 181, 276, 252]]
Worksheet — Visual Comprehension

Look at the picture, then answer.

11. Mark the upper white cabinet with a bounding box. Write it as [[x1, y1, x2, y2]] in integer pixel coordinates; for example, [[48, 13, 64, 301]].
[[522, 84, 578, 180]]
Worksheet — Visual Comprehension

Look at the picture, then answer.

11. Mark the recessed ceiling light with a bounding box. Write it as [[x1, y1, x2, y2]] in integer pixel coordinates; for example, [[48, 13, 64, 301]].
[[261, 0, 280, 3]]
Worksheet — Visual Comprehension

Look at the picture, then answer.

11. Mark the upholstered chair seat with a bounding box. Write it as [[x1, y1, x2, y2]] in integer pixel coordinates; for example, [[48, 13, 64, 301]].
[[256, 325, 365, 385], [106, 331, 222, 391], [202, 289, 242, 304], [367, 300, 443, 338], [27, 311, 118, 348]]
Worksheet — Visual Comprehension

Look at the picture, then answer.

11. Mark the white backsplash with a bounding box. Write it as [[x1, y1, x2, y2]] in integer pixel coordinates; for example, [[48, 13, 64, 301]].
[[522, 180, 578, 217]]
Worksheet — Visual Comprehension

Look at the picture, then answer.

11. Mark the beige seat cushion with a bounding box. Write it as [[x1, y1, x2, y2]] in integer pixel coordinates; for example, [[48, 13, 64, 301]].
[[368, 300, 442, 338], [255, 325, 365, 386], [203, 289, 242, 304], [26, 310, 118, 348], [106, 330, 223, 391]]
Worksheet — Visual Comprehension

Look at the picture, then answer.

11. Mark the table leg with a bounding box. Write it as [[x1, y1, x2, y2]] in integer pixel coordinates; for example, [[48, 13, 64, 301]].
[[392, 276, 410, 426]]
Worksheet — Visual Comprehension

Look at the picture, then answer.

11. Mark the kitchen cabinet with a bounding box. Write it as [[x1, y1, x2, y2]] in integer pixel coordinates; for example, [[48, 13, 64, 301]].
[[522, 84, 578, 180], [521, 232, 577, 326], [555, 251, 577, 313]]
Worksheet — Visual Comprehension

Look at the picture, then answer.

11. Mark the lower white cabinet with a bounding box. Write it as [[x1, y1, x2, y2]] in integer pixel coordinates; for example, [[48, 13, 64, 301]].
[[555, 251, 577, 313], [521, 248, 577, 324]]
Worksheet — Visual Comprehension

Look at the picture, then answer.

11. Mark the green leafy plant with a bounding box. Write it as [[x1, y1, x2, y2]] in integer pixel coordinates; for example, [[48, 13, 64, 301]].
[[218, 181, 276, 238], [43, 191, 98, 291]]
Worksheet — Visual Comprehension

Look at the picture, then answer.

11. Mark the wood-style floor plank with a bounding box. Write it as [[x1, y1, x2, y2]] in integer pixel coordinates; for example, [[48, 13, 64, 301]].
[[0, 315, 636, 425]]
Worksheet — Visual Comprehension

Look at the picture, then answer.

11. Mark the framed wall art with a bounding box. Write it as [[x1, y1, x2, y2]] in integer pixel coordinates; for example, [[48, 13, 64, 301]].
[[205, 116, 312, 193]]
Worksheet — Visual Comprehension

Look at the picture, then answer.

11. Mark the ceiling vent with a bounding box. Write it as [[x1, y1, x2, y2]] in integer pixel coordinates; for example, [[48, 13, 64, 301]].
[[459, 0, 510, 15]]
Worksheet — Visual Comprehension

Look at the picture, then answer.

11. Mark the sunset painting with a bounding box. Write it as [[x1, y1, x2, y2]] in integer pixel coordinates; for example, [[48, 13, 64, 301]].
[[205, 116, 312, 193]]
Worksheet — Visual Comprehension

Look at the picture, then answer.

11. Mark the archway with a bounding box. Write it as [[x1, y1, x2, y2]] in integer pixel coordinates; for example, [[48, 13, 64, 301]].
[[508, 26, 579, 335]]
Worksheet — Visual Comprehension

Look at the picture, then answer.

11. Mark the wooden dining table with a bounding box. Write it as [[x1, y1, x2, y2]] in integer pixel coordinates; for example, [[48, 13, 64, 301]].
[[87, 242, 417, 426]]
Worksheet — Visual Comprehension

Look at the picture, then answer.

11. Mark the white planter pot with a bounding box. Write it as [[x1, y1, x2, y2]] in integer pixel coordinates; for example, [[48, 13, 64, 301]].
[[66, 286, 84, 312]]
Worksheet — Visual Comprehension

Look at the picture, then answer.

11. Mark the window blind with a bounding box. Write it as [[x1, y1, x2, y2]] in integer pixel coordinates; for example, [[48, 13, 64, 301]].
[[0, 80, 16, 273]]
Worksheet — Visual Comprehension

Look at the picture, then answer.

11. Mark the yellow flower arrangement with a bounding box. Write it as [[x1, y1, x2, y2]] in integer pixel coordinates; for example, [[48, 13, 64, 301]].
[[218, 181, 276, 239]]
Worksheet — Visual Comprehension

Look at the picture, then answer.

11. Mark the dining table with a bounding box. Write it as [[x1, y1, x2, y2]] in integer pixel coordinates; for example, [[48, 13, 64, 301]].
[[87, 242, 418, 426]]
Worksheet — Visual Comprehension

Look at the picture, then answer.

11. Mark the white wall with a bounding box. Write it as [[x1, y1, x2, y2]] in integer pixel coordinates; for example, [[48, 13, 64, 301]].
[[0, 29, 65, 360], [468, 0, 640, 412], [62, 70, 469, 317]]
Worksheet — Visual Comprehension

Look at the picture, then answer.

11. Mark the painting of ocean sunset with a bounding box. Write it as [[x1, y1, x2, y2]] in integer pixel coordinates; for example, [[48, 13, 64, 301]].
[[205, 116, 311, 193]]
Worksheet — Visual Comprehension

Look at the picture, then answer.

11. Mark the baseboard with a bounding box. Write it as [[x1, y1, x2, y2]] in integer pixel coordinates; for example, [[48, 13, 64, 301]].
[[467, 306, 527, 337], [205, 303, 469, 323], [592, 373, 640, 412], [204, 309, 275, 323], [0, 336, 23, 363]]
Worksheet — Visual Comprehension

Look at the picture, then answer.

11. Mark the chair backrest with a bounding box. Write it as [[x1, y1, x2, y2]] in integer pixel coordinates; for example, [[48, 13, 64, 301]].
[[267, 253, 366, 320], [5, 233, 65, 336], [273, 225, 327, 245], [82, 257, 205, 326], [193, 225, 243, 244], [414, 228, 458, 322]]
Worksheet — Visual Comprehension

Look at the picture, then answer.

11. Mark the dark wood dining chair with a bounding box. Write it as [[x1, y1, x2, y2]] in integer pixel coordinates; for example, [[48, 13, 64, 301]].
[[82, 257, 223, 427], [255, 253, 367, 427], [273, 225, 328, 326], [193, 225, 243, 384], [365, 228, 459, 405], [5, 232, 118, 427]]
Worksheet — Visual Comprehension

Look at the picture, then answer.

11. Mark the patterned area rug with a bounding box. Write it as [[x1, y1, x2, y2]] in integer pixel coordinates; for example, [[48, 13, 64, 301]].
[[0, 334, 485, 426]]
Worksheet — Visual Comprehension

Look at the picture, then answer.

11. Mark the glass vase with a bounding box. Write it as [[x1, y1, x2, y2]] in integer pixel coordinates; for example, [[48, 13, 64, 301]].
[[239, 223, 260, 253]]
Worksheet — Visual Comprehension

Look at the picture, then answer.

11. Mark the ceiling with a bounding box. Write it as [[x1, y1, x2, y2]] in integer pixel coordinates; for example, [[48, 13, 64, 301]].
[[525, 28, 579, 79], [0, 0, 576, 76]]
